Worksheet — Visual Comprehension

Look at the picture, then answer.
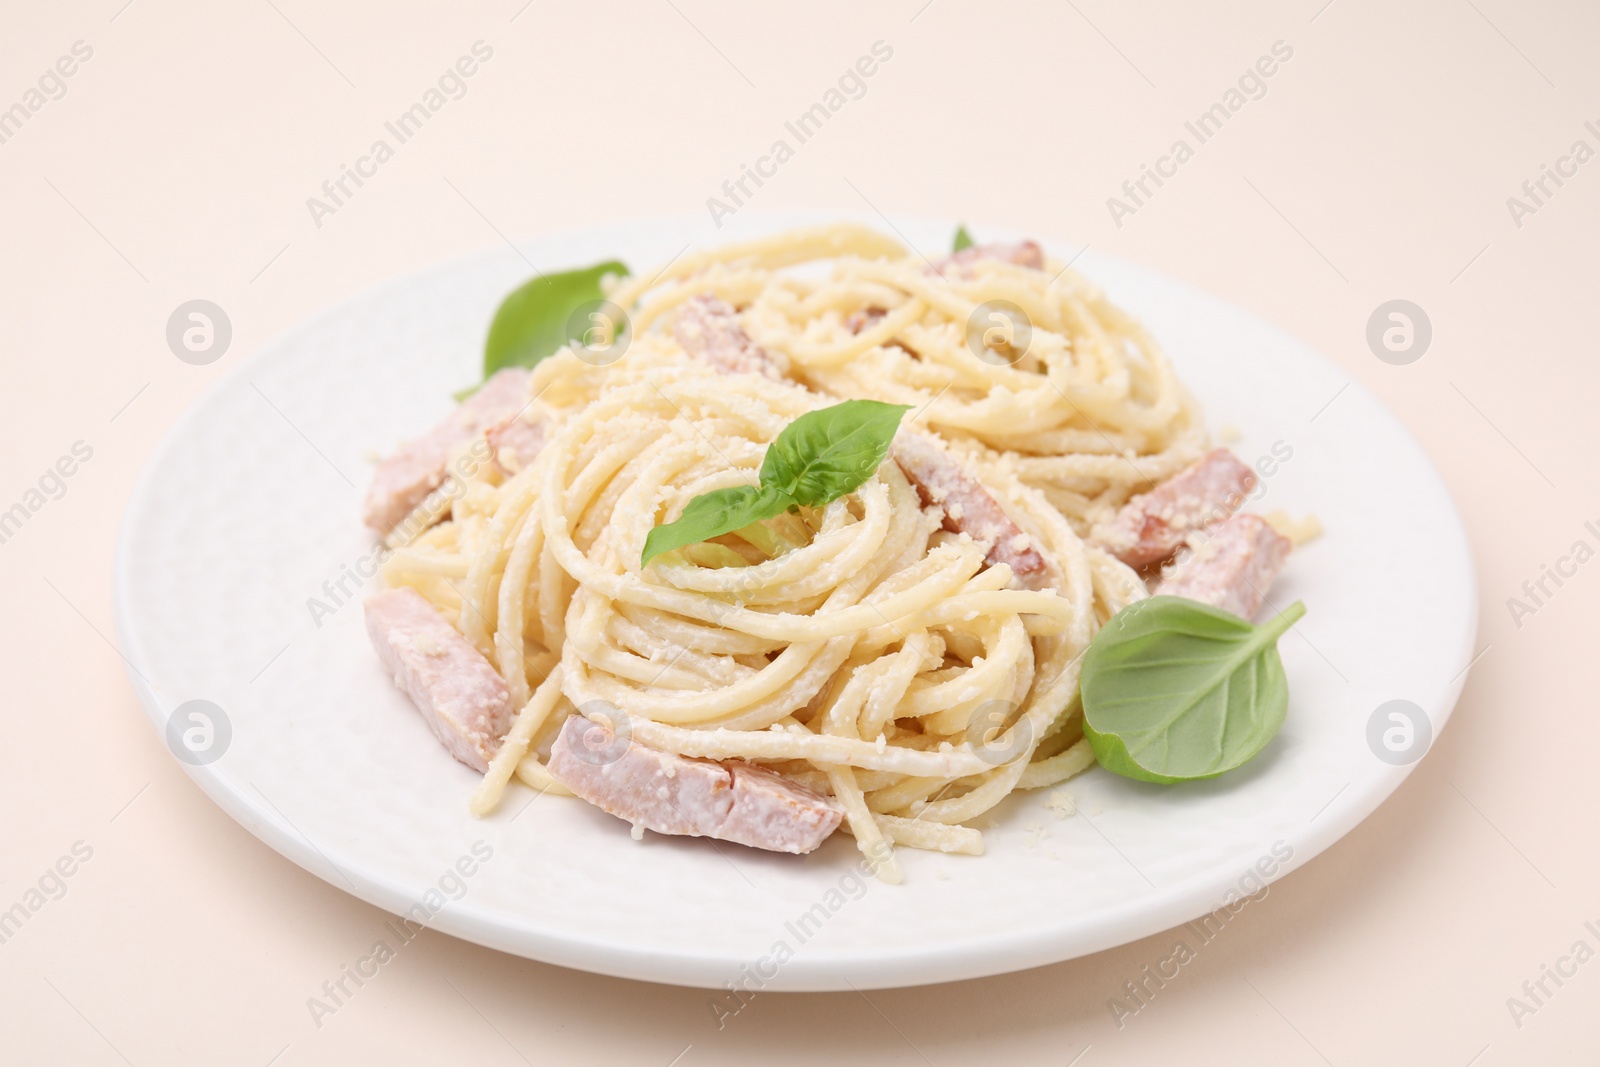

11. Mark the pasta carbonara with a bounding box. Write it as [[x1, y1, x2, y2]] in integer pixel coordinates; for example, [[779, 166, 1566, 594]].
[[365, 223, 1227, 882]]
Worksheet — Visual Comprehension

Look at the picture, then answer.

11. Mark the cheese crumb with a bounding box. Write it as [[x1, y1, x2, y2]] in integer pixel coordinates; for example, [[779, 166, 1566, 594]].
[[1265, 510, 1323, 546], [1218, 424, 1242, 444], [1044, 790, 1077, 819]]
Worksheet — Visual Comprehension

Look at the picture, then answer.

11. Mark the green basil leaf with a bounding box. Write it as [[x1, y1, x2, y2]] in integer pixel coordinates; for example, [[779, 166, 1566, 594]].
[[642, 400, 909, 569], [641, 484, 792, 569], [1081, 596, 1306, 784], [952, 225, 974, 252], [759, 400, 911, 507], [483, 260, 630, 379]]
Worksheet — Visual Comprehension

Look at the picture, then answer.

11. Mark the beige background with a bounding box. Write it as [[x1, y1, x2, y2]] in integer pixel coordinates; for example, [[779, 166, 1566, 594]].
[[2, 0, 1597, 1062]]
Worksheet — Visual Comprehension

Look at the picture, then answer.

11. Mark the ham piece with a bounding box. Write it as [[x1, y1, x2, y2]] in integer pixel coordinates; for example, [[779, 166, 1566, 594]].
[[548, 716, 843, 854]]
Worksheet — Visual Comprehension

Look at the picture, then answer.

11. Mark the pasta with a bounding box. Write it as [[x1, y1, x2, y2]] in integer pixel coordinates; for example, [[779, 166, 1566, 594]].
[[374, 223, 1214, 880], [606, 224, 1210, 526]]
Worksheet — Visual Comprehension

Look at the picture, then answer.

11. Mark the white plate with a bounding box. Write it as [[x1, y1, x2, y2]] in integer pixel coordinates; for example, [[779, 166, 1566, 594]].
[[114, 212, 1476, 990]]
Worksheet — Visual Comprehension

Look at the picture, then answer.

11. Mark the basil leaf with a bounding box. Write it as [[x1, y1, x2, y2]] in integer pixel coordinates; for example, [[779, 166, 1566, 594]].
[[1081, 596, 1306, 784], [759, 400, 911, 507], [641, 400, 910, 568], [641, 484, 791, 569], [483, 260, 630, 378], [952, 225, 974, 252]]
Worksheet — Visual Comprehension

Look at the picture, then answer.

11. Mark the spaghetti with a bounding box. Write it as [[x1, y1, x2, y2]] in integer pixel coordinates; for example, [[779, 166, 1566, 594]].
[[376, 223, 1209, 880]]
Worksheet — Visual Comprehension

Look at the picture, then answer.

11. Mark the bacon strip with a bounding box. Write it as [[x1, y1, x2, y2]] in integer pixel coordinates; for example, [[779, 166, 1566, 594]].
[[364, 587, 515, 772], [548, 716, 843, 854], [672, 294, 787, 380], [845, 307, 887, 334], [1099, 449, 1257, 568], [1157, 513, 1292, 620], [363, 367, 532, 534], [892, 432, 1050, 589], [928, 240, 1045, 277], [485, 412, 545, 475]]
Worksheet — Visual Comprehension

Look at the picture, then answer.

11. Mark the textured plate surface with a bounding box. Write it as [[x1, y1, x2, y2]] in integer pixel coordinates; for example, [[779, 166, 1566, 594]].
[[114, 212, 1476, 990]]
